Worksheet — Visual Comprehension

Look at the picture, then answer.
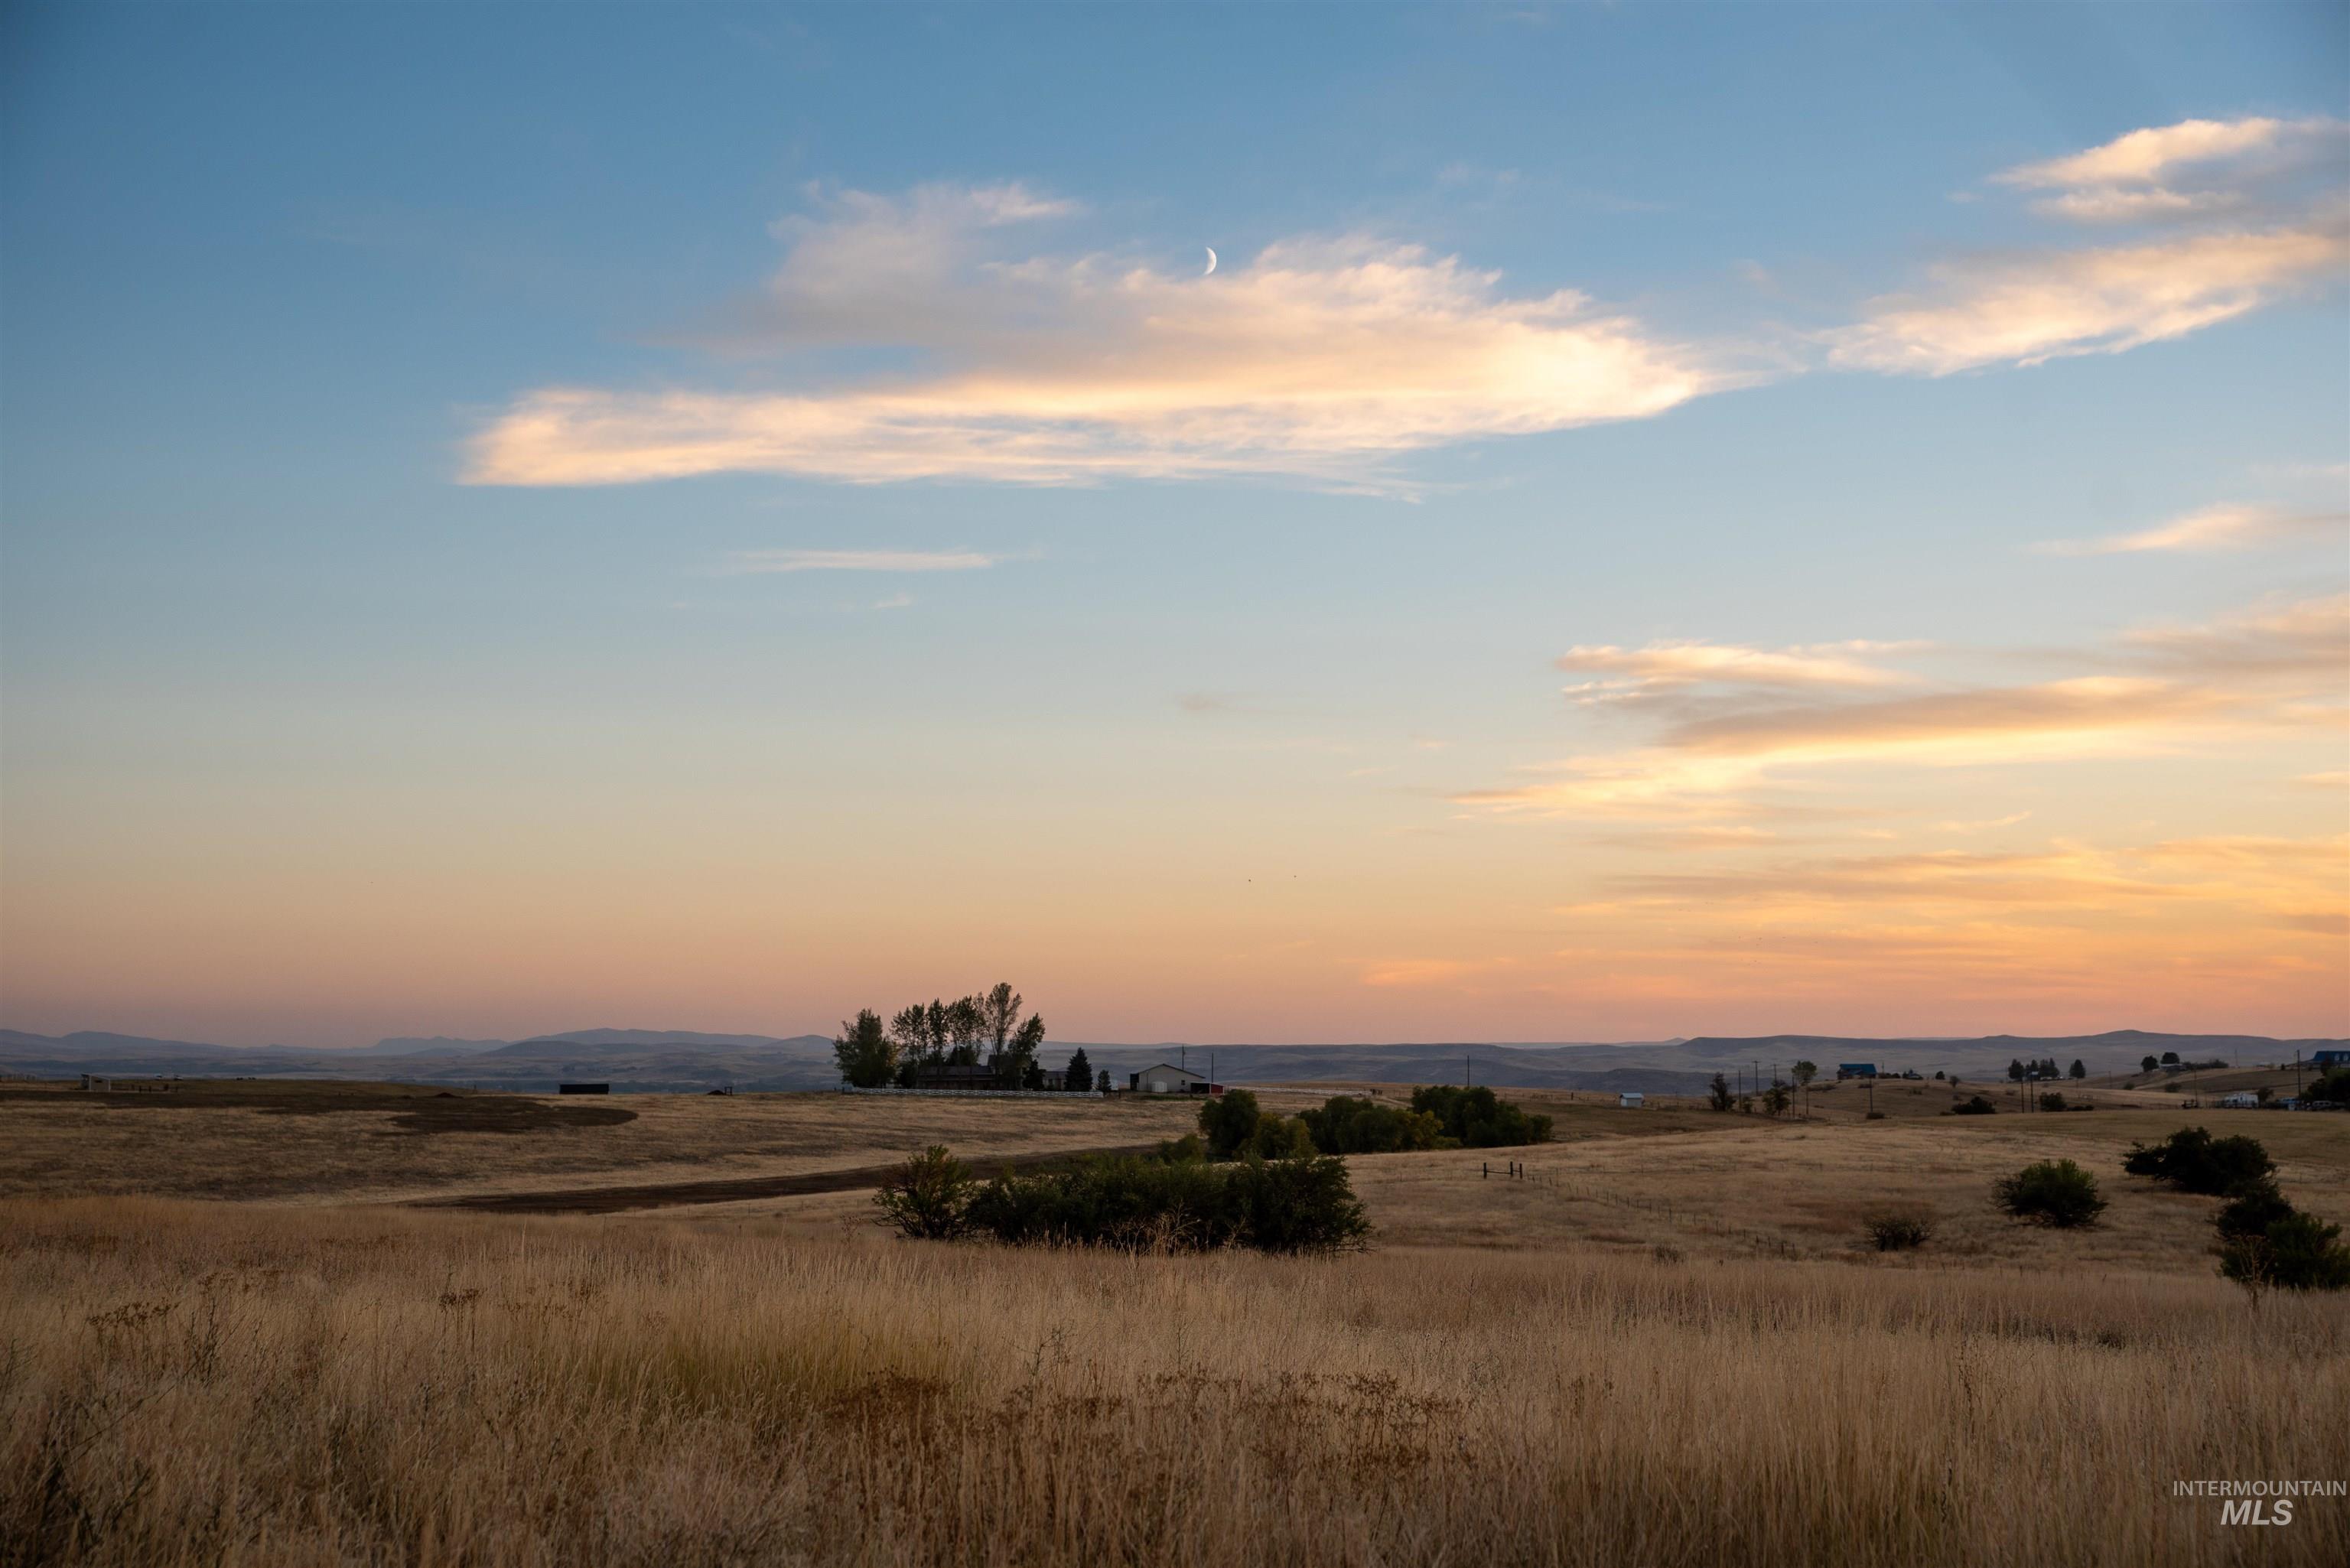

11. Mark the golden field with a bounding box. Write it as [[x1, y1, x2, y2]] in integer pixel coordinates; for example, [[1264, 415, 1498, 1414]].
[[2, 1083, 2346, 1566]]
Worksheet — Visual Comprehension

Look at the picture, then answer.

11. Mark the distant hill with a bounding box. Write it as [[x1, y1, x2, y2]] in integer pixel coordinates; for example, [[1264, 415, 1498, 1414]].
[[505, 1030, 832, 1053], [5, 1024, 2339, 1097], [359, 1036, 512, 1057]]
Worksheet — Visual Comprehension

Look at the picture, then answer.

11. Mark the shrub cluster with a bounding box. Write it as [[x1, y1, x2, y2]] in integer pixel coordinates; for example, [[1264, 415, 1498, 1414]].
[[2303, 1066, 2350, 1105], [874, 1146, 1370, 1254], [1408, 1085, 1554, 1148], [2219, 1207, 2350, 1293], [2121, 1127, 2275, 1196], [1862, 1211, 1934, 1251], [1992, 1160, 2106, 1227], [1193, 1090, 1317, 1161], [1948, 1095, 1997, 1116], [1297, 1095, 1447, 1153]]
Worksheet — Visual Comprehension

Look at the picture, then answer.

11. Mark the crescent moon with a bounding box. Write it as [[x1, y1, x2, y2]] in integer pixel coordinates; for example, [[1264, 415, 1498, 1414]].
[[1203, 246, 1217, 276]]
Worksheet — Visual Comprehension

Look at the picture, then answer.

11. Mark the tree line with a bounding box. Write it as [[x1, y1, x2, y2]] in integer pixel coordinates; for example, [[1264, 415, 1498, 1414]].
[[835, 982, 1096, 1090], [1170, 1085, 1553, 1162]]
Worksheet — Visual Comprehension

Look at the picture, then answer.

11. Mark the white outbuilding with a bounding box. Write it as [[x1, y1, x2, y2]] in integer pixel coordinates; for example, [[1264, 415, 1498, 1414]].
[[1618, 1091, 1645, 1108], [1128, 1063, 1210, 1095]]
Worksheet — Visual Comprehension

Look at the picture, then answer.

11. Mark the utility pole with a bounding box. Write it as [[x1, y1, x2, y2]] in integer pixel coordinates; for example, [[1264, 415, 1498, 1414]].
[[1466, 1053, 1473, 1089], [2296, 1050, 2303, 1099]]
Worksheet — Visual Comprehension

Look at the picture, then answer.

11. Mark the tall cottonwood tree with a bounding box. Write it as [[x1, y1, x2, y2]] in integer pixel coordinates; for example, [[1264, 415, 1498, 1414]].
[[832, 1010, 897, 1088]]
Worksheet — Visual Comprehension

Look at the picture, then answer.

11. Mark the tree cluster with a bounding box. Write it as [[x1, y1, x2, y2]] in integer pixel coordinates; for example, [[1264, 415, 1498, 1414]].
[[2120, 1127, 2348, 1294], [832, 981, 1053, 1088], [2301, 1066, 2350, 1104], [2121, 1126, 2275, 1196], [1408, 1085, 1554, 1147], [872, 1144, 1369, 1254]]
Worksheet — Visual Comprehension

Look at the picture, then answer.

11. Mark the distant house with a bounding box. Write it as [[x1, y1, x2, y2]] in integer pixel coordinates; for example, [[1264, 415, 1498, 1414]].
[[913, 1062, 1001, 1090], [2218, 1091, 2261, 1109], [1836, 1063, 1877, 1080], [2312, 1049, 2350, 1069], [1617, 1091, 1644, 1108], [909, 1052, 1061, 1091], [1128, 1063, 1213, 1095]]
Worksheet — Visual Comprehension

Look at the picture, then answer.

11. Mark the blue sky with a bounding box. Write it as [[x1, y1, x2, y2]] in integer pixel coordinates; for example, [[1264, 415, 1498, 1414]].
[[3, 3, 2345, 1047]]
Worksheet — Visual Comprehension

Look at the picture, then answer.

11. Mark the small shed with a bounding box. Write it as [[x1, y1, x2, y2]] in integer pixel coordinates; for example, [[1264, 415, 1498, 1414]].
[[1617, 1091, 1644, 1108], [2218, 1091, 2260, 1108]]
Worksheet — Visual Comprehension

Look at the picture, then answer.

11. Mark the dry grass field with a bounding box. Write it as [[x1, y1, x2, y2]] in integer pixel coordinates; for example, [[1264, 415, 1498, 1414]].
[[2, 1083, 2345, 1566], [0, 1083, 1200, 1203]]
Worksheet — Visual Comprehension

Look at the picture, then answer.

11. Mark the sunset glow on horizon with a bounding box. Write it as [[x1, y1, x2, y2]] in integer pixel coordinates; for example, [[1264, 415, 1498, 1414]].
[[2, 4, 2345, 1049]]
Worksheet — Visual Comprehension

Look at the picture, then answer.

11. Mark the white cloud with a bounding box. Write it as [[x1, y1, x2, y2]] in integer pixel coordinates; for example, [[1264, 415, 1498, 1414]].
[[1828, 225, 2347, 375], [719, 548, 998, 574], [2034, 502, 2348, 556], [1556, 639, 1915, 700], [468, 186, 1725, 490], [1834, 115, 2348, 376], [1994, 115, 2344, 199]]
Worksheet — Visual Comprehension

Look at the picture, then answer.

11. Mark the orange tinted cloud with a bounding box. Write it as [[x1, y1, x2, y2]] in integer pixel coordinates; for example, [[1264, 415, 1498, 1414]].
[[467, 190, 1723, 490]]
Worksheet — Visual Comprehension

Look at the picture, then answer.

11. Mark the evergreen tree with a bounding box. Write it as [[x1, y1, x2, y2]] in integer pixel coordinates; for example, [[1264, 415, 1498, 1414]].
[[1064, 1046, 1092, 1093]]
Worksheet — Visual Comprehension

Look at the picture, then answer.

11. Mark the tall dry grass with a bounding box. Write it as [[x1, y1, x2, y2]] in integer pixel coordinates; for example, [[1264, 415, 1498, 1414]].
[[3, 1196, 2343, 1566]]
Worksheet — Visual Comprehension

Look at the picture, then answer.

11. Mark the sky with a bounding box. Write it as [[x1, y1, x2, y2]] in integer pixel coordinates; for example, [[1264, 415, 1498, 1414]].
[[2, 2, 2345, 1049]]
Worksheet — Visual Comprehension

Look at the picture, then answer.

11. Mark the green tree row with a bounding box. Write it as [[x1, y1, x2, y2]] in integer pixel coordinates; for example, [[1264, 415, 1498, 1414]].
[[873, 1144, 1370, 1254], [1167, 1085, 1553, 1163]]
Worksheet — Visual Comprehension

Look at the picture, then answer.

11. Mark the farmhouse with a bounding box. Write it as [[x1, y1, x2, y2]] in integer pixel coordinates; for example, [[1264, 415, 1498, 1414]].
[[910, 1053, 1068, 1091], [2218, 1091, 2261, 1109], [2312, 1049, 2350, 1069], [1835, 1063, 1877, 1080], [1128, 1062, 1216, 1095]]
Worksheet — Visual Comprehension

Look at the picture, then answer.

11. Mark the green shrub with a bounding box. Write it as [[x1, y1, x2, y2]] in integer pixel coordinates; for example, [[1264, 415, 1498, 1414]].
[[1408, 1085, 1553, 1148], [2303, 1067, 2350, 1105], [2220, 1212, 2350, 1293], [962, 1153, 1369, 1254], [2214, 1179, 2294, 1241], [1863, 1212, 1933, 1251], [873, 1146, 977, 1238], [1197, 1088, 1262, 1159], [1298, 1095, 1444, 1154], [1993, 1160, 2106, 1228], [2037, 1092, 2067, 1112], [1246, 1114, 1318, 1160], [2122, 1127, 2274, 1196], [1948, 1095, 1997, 1116]]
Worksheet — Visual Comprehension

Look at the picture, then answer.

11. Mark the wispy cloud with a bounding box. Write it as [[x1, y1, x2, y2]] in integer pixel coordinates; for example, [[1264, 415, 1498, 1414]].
[[2033, 502, 2348, 555], [1828, 225, 2346, 375], [1557, 639, 1915, 705], [1831, 116, 2348, 376], [2119, 591, 2350, 677], [1992, 115, 2348, 220], [467, 184, 1726, 490], [1359, 955, 1518, 987], [1459, 593, 2345, 824], [718, 548, 999, 574]]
